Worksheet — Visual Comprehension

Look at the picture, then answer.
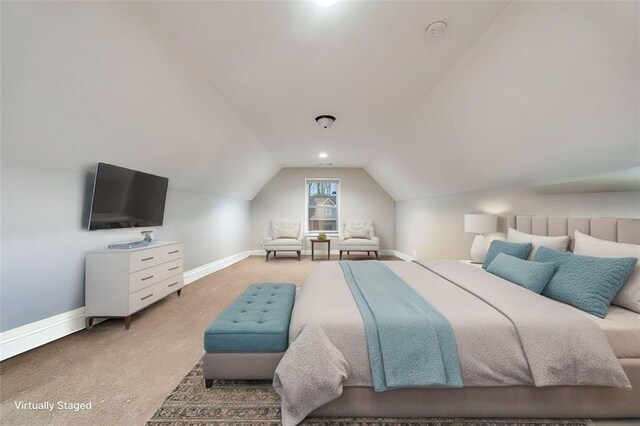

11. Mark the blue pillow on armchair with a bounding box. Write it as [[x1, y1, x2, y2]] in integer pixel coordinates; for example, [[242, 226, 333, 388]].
[[533, 246, 637, 318], [482, 240, 533, 269]]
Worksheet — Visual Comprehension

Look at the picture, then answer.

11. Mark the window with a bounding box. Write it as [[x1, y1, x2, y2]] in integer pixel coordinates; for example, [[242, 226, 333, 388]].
[[305, 178, 340, 234]]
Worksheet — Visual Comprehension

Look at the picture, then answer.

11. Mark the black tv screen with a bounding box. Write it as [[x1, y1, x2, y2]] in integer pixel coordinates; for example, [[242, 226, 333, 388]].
[[88, 163, 169, 230]]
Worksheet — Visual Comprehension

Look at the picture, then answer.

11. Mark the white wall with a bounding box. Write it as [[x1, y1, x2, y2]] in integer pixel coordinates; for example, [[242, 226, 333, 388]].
[[367, 1, 639, 200], [396, 188, 640, 260], [0, 2, 260, 332], [251, 168, 395, 250]]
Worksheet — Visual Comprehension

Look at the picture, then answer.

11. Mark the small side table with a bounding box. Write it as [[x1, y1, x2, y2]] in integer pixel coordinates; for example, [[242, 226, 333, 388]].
[[310, 238, 331, 261]]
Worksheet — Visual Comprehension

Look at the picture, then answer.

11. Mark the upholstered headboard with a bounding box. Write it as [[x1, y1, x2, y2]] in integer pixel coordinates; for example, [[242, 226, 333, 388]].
[[506, 215, 640, 246]]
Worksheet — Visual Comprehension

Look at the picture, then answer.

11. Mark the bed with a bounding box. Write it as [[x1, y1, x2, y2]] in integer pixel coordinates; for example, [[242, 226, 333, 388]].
[[273, 215, 640, 425]]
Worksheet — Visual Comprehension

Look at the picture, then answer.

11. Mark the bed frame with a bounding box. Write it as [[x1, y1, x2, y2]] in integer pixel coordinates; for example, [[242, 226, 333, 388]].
[[312, 215, 640, 419]]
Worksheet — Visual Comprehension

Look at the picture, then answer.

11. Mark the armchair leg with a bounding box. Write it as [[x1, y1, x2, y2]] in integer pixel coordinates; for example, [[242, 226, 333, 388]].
[[375, 251, 379, 260], [297, 251, 301, 261], [265, 251, 270, 262]]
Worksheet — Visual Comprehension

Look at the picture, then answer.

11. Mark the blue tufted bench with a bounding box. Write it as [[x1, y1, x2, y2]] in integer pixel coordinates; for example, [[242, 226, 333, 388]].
[[202, 283, 296, 387]]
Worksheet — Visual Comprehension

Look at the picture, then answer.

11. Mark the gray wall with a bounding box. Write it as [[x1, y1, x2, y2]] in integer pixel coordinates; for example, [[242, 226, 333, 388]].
[[396, 187, 640, 260], [0, 167, 251, 332], [251, 168, 395, 250]]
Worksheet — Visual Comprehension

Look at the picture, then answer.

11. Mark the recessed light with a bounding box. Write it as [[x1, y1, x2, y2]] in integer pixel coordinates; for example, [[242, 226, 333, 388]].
[[319, 152, 328, 158], [314, 0, 338, 7]]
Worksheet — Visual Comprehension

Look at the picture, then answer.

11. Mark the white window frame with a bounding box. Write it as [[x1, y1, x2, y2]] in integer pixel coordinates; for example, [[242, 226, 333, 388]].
[[304, 178, 341, 236]]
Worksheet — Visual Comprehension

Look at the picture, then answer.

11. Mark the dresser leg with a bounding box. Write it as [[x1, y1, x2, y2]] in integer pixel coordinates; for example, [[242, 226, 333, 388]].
[[177, 289, 182, 297], [124, 315, 132, 330]]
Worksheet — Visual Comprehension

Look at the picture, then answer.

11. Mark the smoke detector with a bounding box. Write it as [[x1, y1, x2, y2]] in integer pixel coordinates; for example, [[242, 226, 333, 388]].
[[426, 21, 447, 39], [315, 115, 336, 129]]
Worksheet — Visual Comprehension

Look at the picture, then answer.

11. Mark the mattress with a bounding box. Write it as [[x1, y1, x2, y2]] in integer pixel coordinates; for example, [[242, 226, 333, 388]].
[[590, 305, 640, 358]]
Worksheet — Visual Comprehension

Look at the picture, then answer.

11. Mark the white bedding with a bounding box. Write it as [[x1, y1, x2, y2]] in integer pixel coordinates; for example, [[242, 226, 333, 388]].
[[273, 260, 631, 426]]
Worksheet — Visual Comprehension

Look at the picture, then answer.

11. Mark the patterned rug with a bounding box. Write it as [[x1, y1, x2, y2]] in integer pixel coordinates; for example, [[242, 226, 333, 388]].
[[147, 362, 592, 425]]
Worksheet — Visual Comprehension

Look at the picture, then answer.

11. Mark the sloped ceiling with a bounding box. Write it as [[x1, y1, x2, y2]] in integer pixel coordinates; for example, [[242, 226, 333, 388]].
[[143, 1, 509, 171], [5, 1, 638, 201], [2, 2, 279, 200]]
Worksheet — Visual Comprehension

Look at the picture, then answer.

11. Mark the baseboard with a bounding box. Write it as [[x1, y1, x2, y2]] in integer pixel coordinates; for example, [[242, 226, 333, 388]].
[[0, 250, 254, 361], [183, 251, 252, 285], [0, 307, 87, 361], [0, 249, 411, 361], [388, 250, 415, 261], [249, 249, 404, 258]]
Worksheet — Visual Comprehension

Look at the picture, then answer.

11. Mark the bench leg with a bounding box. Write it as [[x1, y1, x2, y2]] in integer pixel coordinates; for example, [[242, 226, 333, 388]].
[[297, 250, 301, 261], [375, 251, 379, 260], [265, 251, 270, 262], [205, 379, 214, 388], [339, 251, 343, 260], [274, 251, 277, 258]]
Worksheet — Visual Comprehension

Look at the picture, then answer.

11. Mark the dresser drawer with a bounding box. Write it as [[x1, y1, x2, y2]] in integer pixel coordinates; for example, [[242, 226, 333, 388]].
[[129, 259, 183, 294], [128, 275, 183, 314], [129, 243, 183, 272]]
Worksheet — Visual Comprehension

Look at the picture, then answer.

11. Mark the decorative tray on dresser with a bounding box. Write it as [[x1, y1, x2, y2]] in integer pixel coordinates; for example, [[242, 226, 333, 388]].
[[85, 241, 184, 329]]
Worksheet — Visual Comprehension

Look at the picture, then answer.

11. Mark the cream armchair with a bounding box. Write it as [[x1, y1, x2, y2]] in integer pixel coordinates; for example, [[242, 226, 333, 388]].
[[261, 219, 303, 262], [338, 219, 380, 260]]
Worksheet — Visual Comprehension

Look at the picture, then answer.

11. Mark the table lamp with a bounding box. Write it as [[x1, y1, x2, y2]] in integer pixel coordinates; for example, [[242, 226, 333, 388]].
[[464, 214, 498, 263]]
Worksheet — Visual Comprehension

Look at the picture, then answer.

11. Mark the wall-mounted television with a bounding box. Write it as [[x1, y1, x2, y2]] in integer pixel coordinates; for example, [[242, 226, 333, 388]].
[[88, 162, 169, 230]]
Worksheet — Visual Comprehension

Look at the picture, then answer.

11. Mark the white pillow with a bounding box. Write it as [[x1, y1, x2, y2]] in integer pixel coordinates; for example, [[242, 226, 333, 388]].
[[506, 228, 570, 259], [573, 230, 640, 313], [345, 225, 370, 239], [275, 226, 299, 239], [272, 221, 300, 240]]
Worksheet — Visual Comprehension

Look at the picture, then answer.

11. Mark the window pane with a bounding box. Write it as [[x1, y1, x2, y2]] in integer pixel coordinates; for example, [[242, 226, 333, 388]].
[[307, 179, 339, 233]]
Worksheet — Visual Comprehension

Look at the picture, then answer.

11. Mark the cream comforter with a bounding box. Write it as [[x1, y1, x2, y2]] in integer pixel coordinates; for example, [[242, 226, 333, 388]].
[[273, 260, 630, 426]]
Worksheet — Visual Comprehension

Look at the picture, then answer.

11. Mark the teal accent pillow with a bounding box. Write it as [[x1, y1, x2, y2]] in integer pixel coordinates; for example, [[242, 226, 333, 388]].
[[482, 240, 533, 269], [486, 253, 557, 294], [533, 246, 638, 318]]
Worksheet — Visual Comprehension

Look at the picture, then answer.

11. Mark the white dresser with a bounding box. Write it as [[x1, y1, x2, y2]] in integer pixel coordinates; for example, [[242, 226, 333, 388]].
[[85, 241, 184, 329]]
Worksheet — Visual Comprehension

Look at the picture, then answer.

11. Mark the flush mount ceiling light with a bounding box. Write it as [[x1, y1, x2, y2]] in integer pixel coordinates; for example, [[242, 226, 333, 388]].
[[314, 0, 338, 7], [315, 115, 336, 129], [426, 21, 447, 39], [319, 152, 328, 158]]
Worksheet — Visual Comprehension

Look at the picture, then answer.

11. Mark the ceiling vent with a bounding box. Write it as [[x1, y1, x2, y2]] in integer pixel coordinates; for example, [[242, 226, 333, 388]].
[[426, 21, 447, 39]]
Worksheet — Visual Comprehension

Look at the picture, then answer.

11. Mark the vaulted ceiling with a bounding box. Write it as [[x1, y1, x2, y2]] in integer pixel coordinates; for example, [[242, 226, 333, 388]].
[[4, 1, 638, 201]]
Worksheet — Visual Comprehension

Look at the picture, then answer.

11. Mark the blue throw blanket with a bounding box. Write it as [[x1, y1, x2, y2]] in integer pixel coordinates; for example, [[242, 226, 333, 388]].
[[339, 261, 463, 391]]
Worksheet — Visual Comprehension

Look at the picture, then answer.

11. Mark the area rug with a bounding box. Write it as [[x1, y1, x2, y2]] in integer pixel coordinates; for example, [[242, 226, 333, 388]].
[[147, 362, 592, 426]]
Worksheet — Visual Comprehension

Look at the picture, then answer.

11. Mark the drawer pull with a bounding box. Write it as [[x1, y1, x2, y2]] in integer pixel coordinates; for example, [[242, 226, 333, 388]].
[[168, 266, 179, 271], [141, 256, 154, 262], [168, 250, 180, 255], [141, 275, 154, 281], [140, 293, 154, 301], [168, 282, 180, 288]]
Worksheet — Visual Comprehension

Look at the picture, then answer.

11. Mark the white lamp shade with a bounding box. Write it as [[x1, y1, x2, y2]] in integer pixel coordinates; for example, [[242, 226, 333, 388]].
[[464, 214, 497, 234]]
